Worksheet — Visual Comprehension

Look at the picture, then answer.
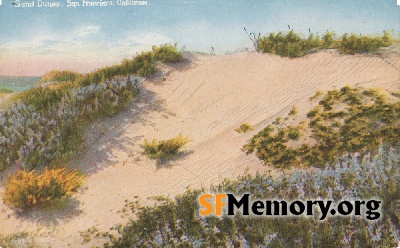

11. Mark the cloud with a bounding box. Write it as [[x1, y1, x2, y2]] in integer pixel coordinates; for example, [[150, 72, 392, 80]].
[[125, 33, 173, 47], [74, 25, 101, 37]]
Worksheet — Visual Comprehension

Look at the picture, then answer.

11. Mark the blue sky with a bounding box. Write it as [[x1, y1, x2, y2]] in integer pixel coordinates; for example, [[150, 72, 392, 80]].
[[0, 0, 399, 76]]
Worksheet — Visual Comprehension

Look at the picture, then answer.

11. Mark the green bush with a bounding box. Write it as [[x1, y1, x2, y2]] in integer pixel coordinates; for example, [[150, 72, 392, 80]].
[[288, 125, 301, 140], [257, 30, 322, 57], [243, 86, 400, 169], [235, 123, 254, 133], [257, 30, 396, 57], [141, 133, 190, 160], [78, 51, 156, 87], [3, 167, 84, 209], [14, 86, 68, 113], [153, 43, 183, 63], [338, 31, 393, 54], [36, 70, 82, 86], [309, 90, 324, 101], [288, 106, 298, 116]]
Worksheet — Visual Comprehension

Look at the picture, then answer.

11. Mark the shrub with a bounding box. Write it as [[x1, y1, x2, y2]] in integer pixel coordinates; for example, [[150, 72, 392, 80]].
[[141, 133, 190, 160], [338, 31, 394, 54], [36, 70, 82, 87], [257, 30, 396, 57], [309, 90, 324, 101], [244, 86, 400, 169], [288, 106, 298, 116], [153, 43, 183, 63], [288, 125, 301, 140], [3, 167, 84, 209], [257, 30, 321, 57], [235, 123, 254, 133]]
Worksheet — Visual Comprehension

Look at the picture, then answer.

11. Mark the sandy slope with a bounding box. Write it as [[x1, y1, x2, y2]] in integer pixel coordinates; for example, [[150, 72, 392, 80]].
[[0, 48, 399, 247]]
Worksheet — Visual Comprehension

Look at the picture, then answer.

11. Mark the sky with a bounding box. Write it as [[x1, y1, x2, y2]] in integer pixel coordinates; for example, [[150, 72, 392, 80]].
[[0, 0, 399, 76]]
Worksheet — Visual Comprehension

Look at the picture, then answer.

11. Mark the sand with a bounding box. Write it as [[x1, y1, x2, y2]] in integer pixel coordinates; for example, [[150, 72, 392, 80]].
[[0, 48, 399, 247]]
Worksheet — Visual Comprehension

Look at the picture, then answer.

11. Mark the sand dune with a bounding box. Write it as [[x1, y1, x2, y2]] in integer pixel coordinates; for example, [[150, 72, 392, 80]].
[[0, 48, 399, 247]]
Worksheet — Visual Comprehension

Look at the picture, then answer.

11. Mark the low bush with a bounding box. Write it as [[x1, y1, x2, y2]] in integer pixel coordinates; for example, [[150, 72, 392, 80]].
[[141, 133, 190, 160], [153, 43, 183, 63], [243, 86, 400, 169], [235, 123, 254, 133], [78, 51, 156, 87], [257, 30, 396, 57], [309, 90, 324, 101], [288, 106, 298, 116], [36, 70, 82, 87], [3, 167, 84, 209], [339, 32, 393, 54]]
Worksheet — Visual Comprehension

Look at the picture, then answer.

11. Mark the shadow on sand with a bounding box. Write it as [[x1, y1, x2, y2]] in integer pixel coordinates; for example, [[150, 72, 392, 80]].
[[70, 86, 171, 175], [155, 150, 194, 170], [11, 197, 84, 227]]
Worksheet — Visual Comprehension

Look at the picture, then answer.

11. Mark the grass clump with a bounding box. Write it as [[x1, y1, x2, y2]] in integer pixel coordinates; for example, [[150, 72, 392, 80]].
[[0, 88, 13, 98], [36, 70, 82, 87], [235, 123, 254, 133], [141, 133, 190, 160], [243, 86, 400, 169], [3, 167, 84, 209], [153, 43, 183, 63], [309, 90, 324, 101], [288, 106, 298, 116], [257, 30, 396, 57], [0, 232, 33, 248]]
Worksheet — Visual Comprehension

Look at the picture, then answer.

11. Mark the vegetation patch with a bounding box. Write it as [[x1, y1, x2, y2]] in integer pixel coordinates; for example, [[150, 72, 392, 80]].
[[243, 86, 400, 169], [141, 133, 190, 160], [0, 88, 13, 94], [235, 123, 254, 133], [3, 167, 84, 209], [288, 106, 298, 116], [0, 88, 13, 98], [0, 44, 183, 171], [153, 43, 183, 63], [257, 30, 396, 57], [0, 232, 33, 248], [103, 150, 400, 247], [36, 70, 83, 87]]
